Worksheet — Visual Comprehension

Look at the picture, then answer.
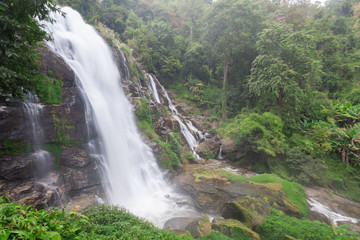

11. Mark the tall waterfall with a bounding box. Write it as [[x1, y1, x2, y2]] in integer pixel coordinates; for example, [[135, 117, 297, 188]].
[[44, 7, 197, 227]]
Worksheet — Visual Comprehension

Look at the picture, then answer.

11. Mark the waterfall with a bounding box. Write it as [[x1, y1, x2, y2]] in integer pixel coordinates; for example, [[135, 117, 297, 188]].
[[22, 93, 52, 176], [117, 46, 130, 81], [44, 7, 198, 227], [186, 120, 204, 141], [160, 85, 178, 114], [307, 198, 359, 226], [146, 74, 161, 103], [158, 81, 202, 158], [218, 146, 224, 160]]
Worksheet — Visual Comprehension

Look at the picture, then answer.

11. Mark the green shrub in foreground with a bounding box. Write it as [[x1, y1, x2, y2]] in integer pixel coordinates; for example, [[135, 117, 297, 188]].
[[0, 196, 88, 239], [258, 209, 359, 240], [82, 204, 193, 240]]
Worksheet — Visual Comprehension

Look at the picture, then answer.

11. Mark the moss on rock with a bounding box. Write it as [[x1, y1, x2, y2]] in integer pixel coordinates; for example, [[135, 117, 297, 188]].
[[222, 196, 270, 228], [212, 218, 260, 240]]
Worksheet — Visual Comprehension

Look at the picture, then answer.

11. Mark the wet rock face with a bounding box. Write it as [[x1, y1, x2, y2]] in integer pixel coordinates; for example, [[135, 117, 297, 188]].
[[0, 106, 26, 143], [212, 218, 260, 240], [184, 216, 212, 239], [173, 164, 302, 219], [0, 47, 102, 209], [164, 217, 196, 230], [61, 147, 91, 168], [220, 137, 236, 154], [196, 140, 220, 159]]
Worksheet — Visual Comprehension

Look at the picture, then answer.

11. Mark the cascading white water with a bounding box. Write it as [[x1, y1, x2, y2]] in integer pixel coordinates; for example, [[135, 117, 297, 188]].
[[307, 199, 359, 227], [147, 74, 161, 103], [158, 81, 201, 158], [160, 85, 178, 115], [173, 115, 198, 151], [44, 7, 198, 227], [186, 120, 204, 141], [23, 93, 44, 146], [22, 93, 52, 175], [117, 46, 130, 81], [218, 146, 224, 160]]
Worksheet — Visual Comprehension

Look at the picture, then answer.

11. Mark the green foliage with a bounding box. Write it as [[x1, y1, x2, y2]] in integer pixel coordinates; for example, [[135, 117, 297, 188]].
[[44, 144, 61, 168], [218, 112, 286, 158], [82, 205, 191, 240], [35, 74, 62, 104], [0, 140, 31, 156], [286, 147, 327, 186], [0, 0, 59, 99], [135, 99, 183, 170], [0, 198, 89, 239], [324, 156, 360, 202], [0, 199, 196, 240], [168, 133, 183, 162], [52, 114, 73, 146], [259, 209, 359, 240], [250, 25, 321, 114]]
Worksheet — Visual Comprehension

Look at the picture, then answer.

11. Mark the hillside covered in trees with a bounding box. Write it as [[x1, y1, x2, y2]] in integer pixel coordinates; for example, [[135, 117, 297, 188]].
[[1, 0, 360, 239]]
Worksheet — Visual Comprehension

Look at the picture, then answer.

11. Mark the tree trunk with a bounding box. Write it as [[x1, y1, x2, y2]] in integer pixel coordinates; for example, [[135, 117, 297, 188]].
[[222, 59, 228, 121], [190, 19, 194, 42], [277, 87, 284, 116]]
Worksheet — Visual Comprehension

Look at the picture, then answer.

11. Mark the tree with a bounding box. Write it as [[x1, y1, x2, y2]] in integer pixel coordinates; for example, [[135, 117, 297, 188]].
[[250, 25, 321, 115], [203, 0, 265, 120], [218, 112, 286, 170], [180, 0, 206, 41], [0, 0, 58, 99]]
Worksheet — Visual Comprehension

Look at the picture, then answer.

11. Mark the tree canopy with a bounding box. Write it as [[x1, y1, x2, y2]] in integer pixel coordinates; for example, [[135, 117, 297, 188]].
[[0, 0, 58, 99]]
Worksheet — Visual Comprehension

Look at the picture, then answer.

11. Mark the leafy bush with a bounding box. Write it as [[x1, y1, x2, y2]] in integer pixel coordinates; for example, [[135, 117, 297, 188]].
[[218, 112, 286, 158], [0, 196, 88, 239], [82, 205, 192, 240], [259, 209, 359, 240]]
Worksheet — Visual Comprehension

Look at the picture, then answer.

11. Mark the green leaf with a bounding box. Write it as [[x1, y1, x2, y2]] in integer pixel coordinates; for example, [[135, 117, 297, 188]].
[[0, 230, 11, 240]]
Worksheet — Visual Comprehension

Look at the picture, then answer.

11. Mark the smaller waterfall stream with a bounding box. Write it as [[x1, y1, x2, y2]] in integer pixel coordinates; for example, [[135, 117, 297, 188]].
[[22, 93, 52, 176], [308, 199, 359, 227], [117, 46, 130, 81], [147, 74, 161, 103], [155, 79, 202, 158]]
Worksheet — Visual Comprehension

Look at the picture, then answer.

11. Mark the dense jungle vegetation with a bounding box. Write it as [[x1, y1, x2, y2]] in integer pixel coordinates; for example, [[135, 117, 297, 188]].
[[1, 0, 360, 239], [53, 0, 360, 201]]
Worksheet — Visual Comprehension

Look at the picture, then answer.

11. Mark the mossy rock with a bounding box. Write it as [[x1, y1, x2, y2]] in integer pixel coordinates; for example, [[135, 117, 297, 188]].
[[185, 216, 212, 238], [212, 218, 260, 240], [222, 196, 270, 228]]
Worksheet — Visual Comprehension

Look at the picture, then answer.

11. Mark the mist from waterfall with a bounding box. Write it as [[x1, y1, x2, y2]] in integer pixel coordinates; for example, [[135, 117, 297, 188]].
[[44, 6, 198, 227]]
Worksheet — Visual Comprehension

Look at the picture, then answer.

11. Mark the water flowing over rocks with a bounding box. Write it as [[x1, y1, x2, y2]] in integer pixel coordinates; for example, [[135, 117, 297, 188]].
[[306, 186, 360, 232], [0, 46, 103, 209]]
